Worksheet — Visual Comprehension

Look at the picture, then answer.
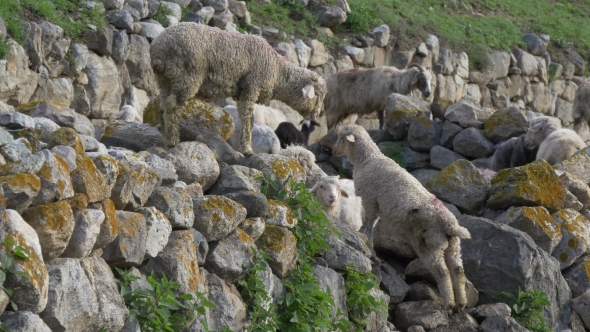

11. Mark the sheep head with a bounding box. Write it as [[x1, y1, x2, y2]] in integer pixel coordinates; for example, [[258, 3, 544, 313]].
[[332, 124, 373, 166], [409, 64, 432, 98], [296, 74, 327, 121], [310, 176, 349, 208], [524, 116, 560, 149]]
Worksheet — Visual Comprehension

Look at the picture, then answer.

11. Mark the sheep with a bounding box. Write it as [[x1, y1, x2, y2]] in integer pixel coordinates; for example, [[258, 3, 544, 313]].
[[277, 144, 326, 188], [573, 80, 590, 126], [112, 105, 142, 123], [150, 23, 326, 156], [523, 115, 586, 165], [253, 104, 288, 130], [572, 289, 590, 329], [224, 105, 281, 154], [275, 120, 321, 149], [490, 134, 538, 171], [323, 64, 432, 130], [331, 124, 471, 312], [310, 176, 363, 231]]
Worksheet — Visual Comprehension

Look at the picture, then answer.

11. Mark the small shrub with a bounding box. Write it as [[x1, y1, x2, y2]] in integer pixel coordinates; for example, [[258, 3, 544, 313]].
[[153, 3, 174, 27], [0, 39, 10, 61], [467, 43, 494, 71], [341, 264, 388, 330], [342, 2, 383, 33], [0, 238, 31, 311], [494, 288, 552, 332]]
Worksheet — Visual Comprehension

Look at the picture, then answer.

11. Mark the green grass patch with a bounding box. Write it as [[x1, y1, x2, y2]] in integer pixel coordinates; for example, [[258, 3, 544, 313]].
[[247, 0, 319, 39]]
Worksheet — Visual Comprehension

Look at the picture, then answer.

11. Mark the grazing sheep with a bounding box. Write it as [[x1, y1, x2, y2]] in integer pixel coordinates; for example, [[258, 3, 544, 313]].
[[331, 124, 471, 312], [490, 134, 538, 171], [310, 176, 363, 231], [224, 105, 281, 154], [253, 104, 288, 130], [324, 64, 432, 129], [524, 116, 586, 165], [112, 105, 142, 123], [150, 23, 326, 155], [278, 144, 326, 188], [275, 120, 321, 149], [573, 80, 590, 126], [572, 289, 590, 329]]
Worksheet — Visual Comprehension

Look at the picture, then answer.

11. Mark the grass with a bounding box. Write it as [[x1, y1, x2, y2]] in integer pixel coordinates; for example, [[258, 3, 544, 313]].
[[248, 0, 320, 40]]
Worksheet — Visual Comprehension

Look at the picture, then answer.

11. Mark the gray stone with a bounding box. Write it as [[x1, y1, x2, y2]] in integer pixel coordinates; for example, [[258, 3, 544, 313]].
[[190, 229, 209, 266], [317, 6, 347, 27], [333, 223, 372, 257], [192, 195, 247, 241], [144, 154, 178, 186], [102, 211, 147, 267], [555, 98, 574, 126], [563, 255, 590, 297], [0, 40, 39, 106], [112, 29, 130, 64], [0, 138, 31, 162], [0, 173, 41, 213], [238, 154, 305, 196], [202, 0, 227, 11], [101, 122, 166, 152], [166, 141, 220, 190], [384, 93, 431, 140], [126, 0, 149, 18], [407, 117, 443, 152], [1, 312, 51, 332], [222, 191, 268, 219], [125, 34, 158, 94], [479, 316, 529, 332], [406, 281, 442, 304], [84, 25, 114, 57], [255, 225, 297, 278], [566, 49, 586, 76], [312, 265, 348, 319], [265, 199, 297, 228], [468, 302, 512, 319], [391, 50, 415, 70], [425, 34, 440, 63], [207, 165, 263, 195], [551, 209, 590, 270], [324, 233, 372, 273], [555, 147, 590, 184], [376, 262, 410, 304], [395, 301, 448, 331], [513, 48, 538, 76], [80, 135, 100, 152], [76, 54, 122, 119], [28, 101, 95, 137], [370, 24, 390, 47], [522, 33, 547, 56], [61, 209, 105, 258], [438, 49, 456, 75], [50, 145, 77, 171], [87, 153, 119, 191], [410, 169, 440, 186], [205, 228, 255, 283], [201, 270, 248, 331], [137, 207, 172, 259], [430, 312, 478, 332], [107, 10, 134, 31], [0, 151, 45, 176], [429, 145, 465, 170], [238, 217, 265, 243], [145, 187, 194, 229], [444, 100, 485, 128], [0, 111, 35, 130], [484, 106, 528, 143], [108, 155, 160, 211], [138, 21, 164, 41], [40, 258, 99, 331], [440, 120, 465, 149], [0, 127, 14, 146], [453, 128, 495, 158]]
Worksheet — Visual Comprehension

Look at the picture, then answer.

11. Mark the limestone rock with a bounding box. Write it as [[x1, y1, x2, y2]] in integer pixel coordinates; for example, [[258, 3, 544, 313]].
[[101, 122, 166, 152], [144, 153, 178, 186], [26, 102, 95, 136], [555, 147, 590, 184], [563, 255, 590, 297], [266, 199, 297, 228], [255, 225, 297, 278], [452, 128, 495, 158], [61, 209, 105, 258], [551, 209, 590, 269], [238, 154, 306, 196], [384, 93, 431, 140], [222, 191, 268, 219], [205, 228, 255, 283], [0, 42, 39, 105], [192, 195, 246, 241], [145, 187, 194, 229], [70, 153, 111, 203], [102, 211, 147, 267], [0, 173, 41, 213], [207, 165, 264, 195], [312, 265, 348, 319], [47, 128, 83, 154], [407, 117, 443, 152], [21, 201, 75, 260], [479, 316, 529, 332], [89, 199, 119, 250], [190, 229, 209, 266], [496, 206, 562, 254], [137, 207, 172, 259], [484, 106, 528, 143], [165, 141, 220, 190], [0, 151, 45, 177], [238, 217, 265, 242], [87, 153, 119, 191], [201, 269, 247, 331], [109, 160, 160, 211], [32, 150, 74, 206], [0, 311, 51, 332], [324, 233, 372, 273], [429, 145, 465, 171]]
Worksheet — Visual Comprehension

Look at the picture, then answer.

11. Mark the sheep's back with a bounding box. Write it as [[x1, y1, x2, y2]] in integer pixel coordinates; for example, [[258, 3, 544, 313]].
[[537, 129, 586, 164]]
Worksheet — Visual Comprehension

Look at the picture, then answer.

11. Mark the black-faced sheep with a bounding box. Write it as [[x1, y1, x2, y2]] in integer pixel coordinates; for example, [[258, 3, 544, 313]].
[[310, 176, 363, 231], [572, 289, 590, 329], [224, 105, 281, 154], [524, 115, 586, 165], [331, 124, 471, 312], [490, 134, 538, 171], [573, 80, 590, 126], [150, 23, 326, 156], [275, 120, 321, 149], [277, 144, 326, 188], [323, 64, 432, 130]]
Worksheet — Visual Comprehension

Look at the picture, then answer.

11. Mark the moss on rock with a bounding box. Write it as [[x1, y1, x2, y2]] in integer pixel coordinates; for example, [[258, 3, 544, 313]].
[[48, 127, 84, 154]]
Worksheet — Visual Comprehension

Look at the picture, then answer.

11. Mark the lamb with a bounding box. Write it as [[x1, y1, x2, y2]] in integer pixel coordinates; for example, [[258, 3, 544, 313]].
[[572, 289, 590, 329], [573, 80, 590, 126], [490, 134, 538, 171], [331, 124, 471, 312], [150, 23, 326, 156], [310, 176, 363, 231], [253, 104, 288, 130], [323, 64, 432, 130], [112, 105, 142, 123], [277, 144, 326, 188], [224, 105, 281, 154], [275, 120, 321, 149], [523, 115, 586, 165]]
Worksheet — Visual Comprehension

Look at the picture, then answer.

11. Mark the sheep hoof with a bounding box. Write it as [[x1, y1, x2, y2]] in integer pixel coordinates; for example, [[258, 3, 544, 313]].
[[243, 149, 254, 157]]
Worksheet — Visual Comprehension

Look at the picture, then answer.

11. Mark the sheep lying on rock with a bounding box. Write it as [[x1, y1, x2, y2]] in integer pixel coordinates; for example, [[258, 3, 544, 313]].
[[278, 145, 326, 188], [112, 105, 142, 123], [490, 134, 538, 171], [150, 23, 326, 155], [324, 64, 432, 130], [573, 80, 590, 126], [224, 105, 281, 154], [311, 176, 363, 231], [572, 289, 590, 329], [332, 124, 471, 312], [524, 116, 586, 165], [275, 120, 321, 149]]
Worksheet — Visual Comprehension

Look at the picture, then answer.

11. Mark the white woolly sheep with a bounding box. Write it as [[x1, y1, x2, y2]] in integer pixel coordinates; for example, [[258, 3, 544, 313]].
[[311, 176, 364, 231], [253, 104, 288, 130], [275, 120, 321, 149], [572, 289, 590, 329], [112, 105, 142, 123], [277, 144, 326, 188], [331, 124, 471, 312], [524, 115, 586, 165], [150, 23, 326, 155], [490, 134, 538, 171], [323, 64, 432, 129], [573, 80, 590, 126], [224, 105, 281, 154]]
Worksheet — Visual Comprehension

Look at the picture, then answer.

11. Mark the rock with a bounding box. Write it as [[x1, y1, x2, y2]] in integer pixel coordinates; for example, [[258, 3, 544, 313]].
[[190, 229, 209, 266], [459, 215, 571, 329], [468, 302, 512, 320], [145, 187, 194, 229], [369, 24, 390, 47], [429, 145, 465, 170], [345, 46, 365, 64], [65, 193, 89, 212], [109, 159, 160, 211], [0, 111, 35, 130], [201, 269, 247, 331], [101, 122, 166, 153], [495, 206, 562, 254], [274, 42, 298, 65], [522, 33, 547, 56], [238, 217, 265, 243], [444, 100, 485, 128], [61, 209, 105, 258], [70, 153, 111, 203], [426, 160, 490, 214], [488, 160, 566, 211], [87, 153, 119, 191], [51, 145, 77, 171], [384, 93, 431, 140], [136, 207, 172, 259], [555, 147, 590, 184], [378, 141, 430, 171], [47, 127, 83, 154], [317, 6, 347, 27], [1, 137, 32, 162], [306, 39, 330, 67], [141, 230, 201, 295], [0, 151, 44, 177], [566, 49, 586, 76], [238, 154, 305, 196], [165, 141, 219, 190], [563, 255, 590, 297], [112, 29, 130, 64], [376, 262, 410, 304], [0, 311, 51, 331], [40, 258, 99, 331], [192, 195, 247, 241], [395, 301, 448, 331], [89, 199, 119, 250], [407, 117, 443, 152], [79, 53, 122, 119], [406, 281, 442, 304], [255, 225, 297, 278], [294, 39, 312, 68], [32, 150, 74, 206], [228, 0, 247, 17], [430, 312, 478, 332], [266, 199, 296, 228], [324, 233, 372, 273], [25, 102, 95, 137], [179, 182, 203, 199], [479, 316, 529, 332], [551, 209, 590, 269], [143, 153, 178, 185], [102, 211, 147, 267], [222, 191, 268, 219], [452, 128, 495, 158], [21, 201, 75, 260], [80, 135, 100, 152], [0, 173, 41, 213], [205, 228, 255, 283], [484, 107, 528, 143], [207, 165, 264, 195], [312, 265, 348, 319], [513, 48, 538, 76], [107, 10, 134, 31], [0, 41, 39, 105]]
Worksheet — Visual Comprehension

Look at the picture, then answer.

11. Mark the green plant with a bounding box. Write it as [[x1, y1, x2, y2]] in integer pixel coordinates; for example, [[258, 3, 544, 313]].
[[493, 288, 552, 332], [0, 39, 10, 61], [116, 268, 216, 332], [340, 264, 388, 330], [0, 238, 31, 311], [153, 3, 174, 26], [378, 141, 409, 170], [341, 1, 383, 33], [238, 249, 280, 332]]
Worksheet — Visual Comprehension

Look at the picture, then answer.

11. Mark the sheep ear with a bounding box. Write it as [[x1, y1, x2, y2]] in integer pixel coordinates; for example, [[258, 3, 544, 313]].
[[340, 188, 349, 198], [302, 85, 316, 99], [311, 120, 321, 127], [411, 71, 419, 84], [346, 134, 355, 142], [310, 183, 319, 193], [530, 120, 545, 131]]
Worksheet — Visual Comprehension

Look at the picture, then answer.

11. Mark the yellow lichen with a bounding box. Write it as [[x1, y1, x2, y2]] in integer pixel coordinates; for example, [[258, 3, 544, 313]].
[[560, 251, 569, 262], [15, 100, 69, 115], [255, 225, 295, 253], [65, 193, 89, 211], [48, 128, 83, 154], [520, 207, 561, 239], [21, 200, 73, 233], [0, 173, 41, 194], [555, 209, 590, 247]]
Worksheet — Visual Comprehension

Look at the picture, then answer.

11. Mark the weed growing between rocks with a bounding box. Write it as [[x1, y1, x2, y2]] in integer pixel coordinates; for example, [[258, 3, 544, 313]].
[[153, 3, 175, 27], [494, 287, 552, 332], [341, 264, 388, 331], [0, 238, 31, 332]]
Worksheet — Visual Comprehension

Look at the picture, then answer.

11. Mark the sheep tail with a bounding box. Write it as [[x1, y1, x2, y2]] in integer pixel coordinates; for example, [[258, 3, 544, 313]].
[[449, 225, 471, 239], [152, 57, 166, 74]]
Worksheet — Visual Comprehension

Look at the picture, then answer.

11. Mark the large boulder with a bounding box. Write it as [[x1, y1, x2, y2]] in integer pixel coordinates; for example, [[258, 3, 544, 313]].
[[484, 106, 528, 143], [165, 141, 220, 190], [192, 195, 247, 242], [452, 128, 495, 158], [205, 228, 255, 283], [239, 154, 306, 196], [21, 201, 75, 260], [255, 225, 297, 278], [102, 211, 147, 267], [384, 93, 431, 140], [407, 117, 443, 152], [101, 122, 166, 152]]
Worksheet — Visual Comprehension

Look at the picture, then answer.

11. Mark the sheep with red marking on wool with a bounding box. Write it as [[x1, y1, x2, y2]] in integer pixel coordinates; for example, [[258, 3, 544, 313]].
[[331, 124, 471, 312], [310, 176, 363, 231], [323, 64, 432, 130], [277, 145, 326, 188], [275, 120, 321, 149], [150, 23, 326, 156], [524, 115, 586, 165]]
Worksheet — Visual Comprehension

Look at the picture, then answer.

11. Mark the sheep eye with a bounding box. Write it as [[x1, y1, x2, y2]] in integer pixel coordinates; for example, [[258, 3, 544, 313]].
[[320, 185, 324, 189]]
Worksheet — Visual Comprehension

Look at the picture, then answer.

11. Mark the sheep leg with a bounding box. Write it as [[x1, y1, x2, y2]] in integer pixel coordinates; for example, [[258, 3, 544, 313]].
[[420, 249, 455, 313], [360, 200, 379, 248], [159, 80, 201, 147], [237, 98, 257, 156], [445, 236, 468, 311]]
